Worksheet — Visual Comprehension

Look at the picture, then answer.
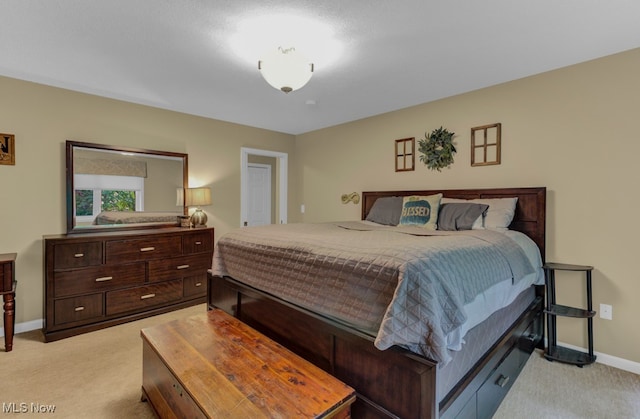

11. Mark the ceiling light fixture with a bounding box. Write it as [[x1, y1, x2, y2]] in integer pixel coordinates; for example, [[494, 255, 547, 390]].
[[258, 47, 314, 93]]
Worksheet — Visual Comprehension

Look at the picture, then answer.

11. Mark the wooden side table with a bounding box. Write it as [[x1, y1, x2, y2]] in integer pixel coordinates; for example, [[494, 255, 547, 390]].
[[0, 253, 17, 352]]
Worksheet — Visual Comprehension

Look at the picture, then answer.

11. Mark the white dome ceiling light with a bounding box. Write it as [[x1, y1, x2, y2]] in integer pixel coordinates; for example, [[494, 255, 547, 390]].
[[229, 13, 342, 95], [258, 47, 314, 93]]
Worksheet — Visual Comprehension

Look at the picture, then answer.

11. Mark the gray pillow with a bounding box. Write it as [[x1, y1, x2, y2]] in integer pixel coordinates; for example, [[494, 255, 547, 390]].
[[365, 196, 404, 225], [437, 203, 489, 231]]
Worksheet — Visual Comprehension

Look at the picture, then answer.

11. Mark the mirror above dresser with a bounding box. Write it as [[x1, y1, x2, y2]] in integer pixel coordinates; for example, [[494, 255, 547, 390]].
[[66, 140, 188, 233]]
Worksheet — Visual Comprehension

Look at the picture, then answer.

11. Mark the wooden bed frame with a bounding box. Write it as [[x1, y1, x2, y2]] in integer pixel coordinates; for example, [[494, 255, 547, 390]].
[[208, 187, 546, 419]]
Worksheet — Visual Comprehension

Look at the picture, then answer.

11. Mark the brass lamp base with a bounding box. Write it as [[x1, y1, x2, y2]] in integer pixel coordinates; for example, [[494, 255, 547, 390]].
[[190, 208, 208, 227]]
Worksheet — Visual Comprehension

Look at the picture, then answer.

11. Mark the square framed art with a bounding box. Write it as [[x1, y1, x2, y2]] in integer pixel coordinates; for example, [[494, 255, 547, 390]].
[[0, 133, 15, 166]]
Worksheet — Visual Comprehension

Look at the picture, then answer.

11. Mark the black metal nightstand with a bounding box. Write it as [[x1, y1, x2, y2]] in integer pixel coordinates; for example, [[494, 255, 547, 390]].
[[543, 262, 596, 366]]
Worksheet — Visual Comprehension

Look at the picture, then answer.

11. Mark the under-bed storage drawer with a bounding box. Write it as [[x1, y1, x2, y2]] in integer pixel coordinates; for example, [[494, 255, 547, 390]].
[[476, 346, 520, 418], [476, 316, 539, 419], [106, 280, 183, 316], [442, 299, 542, 419]]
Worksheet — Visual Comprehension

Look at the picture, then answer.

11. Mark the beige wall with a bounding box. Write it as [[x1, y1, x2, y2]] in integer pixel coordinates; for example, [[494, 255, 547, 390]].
[[0, 76, 296, 326], [295, 48, 640, 364]]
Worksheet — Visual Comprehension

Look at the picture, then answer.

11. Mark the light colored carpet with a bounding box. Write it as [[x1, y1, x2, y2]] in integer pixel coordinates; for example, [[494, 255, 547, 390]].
[[495, 350, 640, 419], [0, 305, 204, 418], [2, 305, 639, 418]]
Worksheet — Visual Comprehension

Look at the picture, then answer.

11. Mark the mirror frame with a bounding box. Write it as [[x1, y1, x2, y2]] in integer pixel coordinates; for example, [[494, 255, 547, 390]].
[[66, 140, 188, 234]]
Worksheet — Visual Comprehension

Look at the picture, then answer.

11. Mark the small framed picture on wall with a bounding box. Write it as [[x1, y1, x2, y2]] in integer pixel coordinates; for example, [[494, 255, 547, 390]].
[[0, 133, 15, 166], [395, 137, 415, 172], [471, 123, 501, 166]]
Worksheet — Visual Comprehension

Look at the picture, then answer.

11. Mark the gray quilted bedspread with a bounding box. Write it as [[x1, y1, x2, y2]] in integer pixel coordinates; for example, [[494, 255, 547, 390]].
[[210, 222, 534, 365]]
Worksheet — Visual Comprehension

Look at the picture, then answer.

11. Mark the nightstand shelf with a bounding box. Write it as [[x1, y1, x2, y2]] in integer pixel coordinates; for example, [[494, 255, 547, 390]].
[[543, 262, 596, 367], [546, 304, 595, 319]]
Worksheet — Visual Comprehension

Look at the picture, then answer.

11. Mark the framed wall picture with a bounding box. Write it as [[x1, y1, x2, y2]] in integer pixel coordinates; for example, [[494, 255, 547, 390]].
[[0, 134, 15, 166], [471, 123, 501, 166], [395, 137, 415, 172]]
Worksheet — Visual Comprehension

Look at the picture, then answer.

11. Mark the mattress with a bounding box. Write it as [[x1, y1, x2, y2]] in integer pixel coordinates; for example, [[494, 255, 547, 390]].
[[211, 221, 543, 366]]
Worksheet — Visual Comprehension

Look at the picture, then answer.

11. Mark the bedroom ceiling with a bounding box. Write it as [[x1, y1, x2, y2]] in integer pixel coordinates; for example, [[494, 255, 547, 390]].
[[1, 1, 639, 135]]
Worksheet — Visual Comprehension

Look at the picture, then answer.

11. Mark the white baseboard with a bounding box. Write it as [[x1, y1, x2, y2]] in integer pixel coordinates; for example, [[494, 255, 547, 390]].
[[0, 318, 43, 338], [2, 321, 639, 375], [556, 340, 640, 375]]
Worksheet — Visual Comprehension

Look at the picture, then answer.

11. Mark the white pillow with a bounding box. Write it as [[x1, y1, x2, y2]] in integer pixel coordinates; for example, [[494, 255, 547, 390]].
[[441, 197, 518, 230]]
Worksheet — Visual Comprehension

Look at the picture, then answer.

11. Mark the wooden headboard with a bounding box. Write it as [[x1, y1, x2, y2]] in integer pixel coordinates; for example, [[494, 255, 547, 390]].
[[361, 187, 546, 259]]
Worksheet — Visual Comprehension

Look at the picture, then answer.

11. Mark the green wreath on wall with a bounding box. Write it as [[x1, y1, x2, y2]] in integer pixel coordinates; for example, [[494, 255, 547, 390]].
[[418, 127, 456, 172]]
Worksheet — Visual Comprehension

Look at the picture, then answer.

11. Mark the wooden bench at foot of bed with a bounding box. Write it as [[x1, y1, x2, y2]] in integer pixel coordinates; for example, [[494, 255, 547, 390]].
[[140, 309, 356, 418]]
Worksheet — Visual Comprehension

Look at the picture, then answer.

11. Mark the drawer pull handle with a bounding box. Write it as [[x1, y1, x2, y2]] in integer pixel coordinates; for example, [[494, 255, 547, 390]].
[[74, 253, 84, 258], [95, 276, 113, 282], [177, 264, 190, 270], [195, 241, 202, 245], [195, 282, 202, 287], [140, 247, 155, 252], [140, 293, 156, 300], [74, 306, 85, 312], [496, 374, 510, 388]]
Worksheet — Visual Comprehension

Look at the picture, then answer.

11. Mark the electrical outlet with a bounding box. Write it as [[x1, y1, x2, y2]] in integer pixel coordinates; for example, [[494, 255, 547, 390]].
[[300, 204, 305, 214], [600, 303, 612, 320]]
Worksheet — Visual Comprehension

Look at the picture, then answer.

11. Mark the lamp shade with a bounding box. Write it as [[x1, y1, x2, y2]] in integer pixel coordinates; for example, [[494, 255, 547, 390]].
[[259, 47, 314, 93], [184, 187, 211, 207]]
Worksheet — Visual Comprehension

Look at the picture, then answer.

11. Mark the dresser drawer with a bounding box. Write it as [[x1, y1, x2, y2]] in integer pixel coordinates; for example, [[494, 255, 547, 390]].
[[183, 274, 207, 298], [106, 280, 183, 316], [54, 263, 146, 298], [183, 231, 213, 254], [105, 235, 182, 264], [54, 242, 102, 269], [148, 254, 211, 283], [54, 294, 104, 326]]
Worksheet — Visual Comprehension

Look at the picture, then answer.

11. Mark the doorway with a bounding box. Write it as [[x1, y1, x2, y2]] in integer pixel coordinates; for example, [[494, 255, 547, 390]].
[[240, 147, 288, 227]]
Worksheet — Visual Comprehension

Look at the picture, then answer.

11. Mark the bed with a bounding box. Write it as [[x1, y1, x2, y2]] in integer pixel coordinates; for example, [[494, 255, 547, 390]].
[[208, 187, 546, 419], [93, 211, 181, 225]]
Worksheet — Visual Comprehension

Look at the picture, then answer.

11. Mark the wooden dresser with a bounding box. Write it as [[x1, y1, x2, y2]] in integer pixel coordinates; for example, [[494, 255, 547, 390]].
[[43, 227, 214, 341]]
